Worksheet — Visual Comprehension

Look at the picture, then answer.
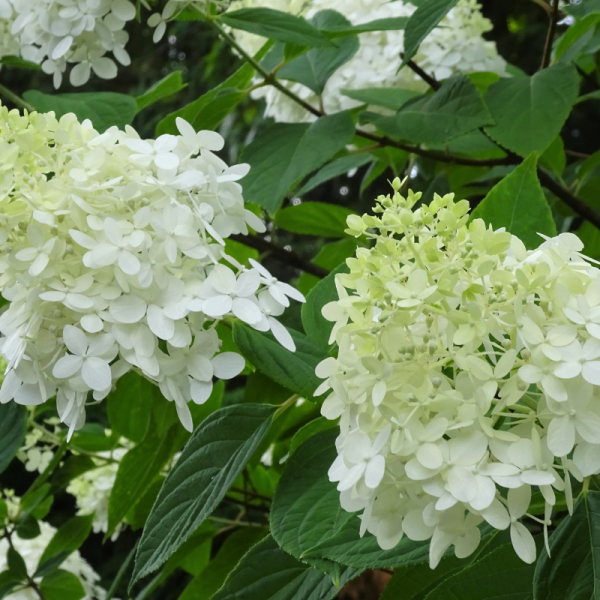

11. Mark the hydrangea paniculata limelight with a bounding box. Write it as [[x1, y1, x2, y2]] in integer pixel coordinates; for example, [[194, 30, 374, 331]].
[[229, 0, 508, 122], [0, 104, 303, 437], [317, 181, 600, 568], [0, 492, 105, 599], [0, 0, 136, 87]]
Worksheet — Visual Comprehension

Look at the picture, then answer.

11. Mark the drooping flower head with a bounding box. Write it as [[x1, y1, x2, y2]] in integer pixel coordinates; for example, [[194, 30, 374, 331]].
[[0, 104, 303, 437], [317, 180, 600, 567]]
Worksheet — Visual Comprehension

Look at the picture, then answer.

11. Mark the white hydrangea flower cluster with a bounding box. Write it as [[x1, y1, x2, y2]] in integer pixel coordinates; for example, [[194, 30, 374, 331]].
[[67, 447, 128, 539], [0, 0, 136, 88], [0, 492, 106, 600], [0, 104, 303, 438], [316, 181, 600, 568], [230, 0, 508, 122]]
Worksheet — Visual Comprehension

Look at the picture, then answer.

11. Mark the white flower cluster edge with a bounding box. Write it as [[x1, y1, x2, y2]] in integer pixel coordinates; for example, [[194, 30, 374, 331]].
[[317, 180, 600, 568], [0, 492, 105, 600], [0, 0, 137, 88], [0, 103, 303, 438]]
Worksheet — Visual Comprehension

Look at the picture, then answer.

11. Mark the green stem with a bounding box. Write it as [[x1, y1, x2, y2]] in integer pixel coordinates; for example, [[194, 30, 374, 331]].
[[0, 84, 34, 112], [105, 539, 139, 600], [274, 394, 299, 419]]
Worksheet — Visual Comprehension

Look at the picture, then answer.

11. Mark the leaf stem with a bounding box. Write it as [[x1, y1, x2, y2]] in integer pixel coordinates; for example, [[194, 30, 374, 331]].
[[540, 0, 561, 70], [274, 394, 299, 419], [0, 84, 34, 112], [106, 539, 139, 600]]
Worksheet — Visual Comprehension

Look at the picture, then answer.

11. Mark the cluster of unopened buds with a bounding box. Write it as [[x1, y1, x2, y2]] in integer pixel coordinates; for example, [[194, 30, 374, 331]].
[[0, 103, 303, 438], [316, 179, 600, 568]]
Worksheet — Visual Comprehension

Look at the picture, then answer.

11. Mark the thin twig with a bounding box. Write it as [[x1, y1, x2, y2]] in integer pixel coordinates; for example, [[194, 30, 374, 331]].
[[0, 84, 34, 112], [400, 55, 441, 90], [402, 60, 600, 231], [106, 539, 139, 600], [231, 233, 330, 278], [4, 530, 46, 600], [566, 149, 592, 159], [540, 0, 561, 69]]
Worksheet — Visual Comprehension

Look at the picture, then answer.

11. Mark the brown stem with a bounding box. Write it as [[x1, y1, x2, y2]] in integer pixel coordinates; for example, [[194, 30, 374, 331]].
[[4, 529, 46, 600], [403, 59, 600, 230], [540, 0, 561, 69], [566, 149, 592, 159], [230, 233, 330, 278], [400, 55, 441, 90]]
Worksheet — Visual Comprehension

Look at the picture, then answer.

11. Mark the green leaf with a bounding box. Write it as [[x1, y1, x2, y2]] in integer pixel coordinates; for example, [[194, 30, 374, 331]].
[[107, 371, 153, 443], [156, 41, 272, 136], [131, 403, 276, 586], [240, 112, 356, 214], [333, 16, 408, 35], [302, 262, 349, 349], [274, 10, 359, 94], [50, 455, 96, 493], [0, 403, 27, 474], [136, 71, 186, 112], [0, 55, 41, 70], [275, 202, 356, 238], [289, 417, 338, 456], [15, 516, 41, 540], [424, 544, 534, 600], [35, 515, 93, 577], [340, 87, 421, 111], [233, 323, 327, 398], [271, 430, 431, 570], [533, 491, 600, 600], [470, 153, 557, 249], [0, 571, 21, 599], [179, 528, 268, 600], [190, 88, 248, 131], [540, 136, 566, 176], [23, 91, 137, 133], [213, 535, 358, 600], [555, 14, 600, 62], [7, 547, 28, 580], [126, 476, 164, 532], [297, 154, 372, 196], [401, 0, 460, 66], [576, 90, 600, 104], [40, 570, 85, 600], [365, 75, 492, 145], [483, 63, 579, 157], [106, 424, 179, 540], [220, 8, 333, 48]]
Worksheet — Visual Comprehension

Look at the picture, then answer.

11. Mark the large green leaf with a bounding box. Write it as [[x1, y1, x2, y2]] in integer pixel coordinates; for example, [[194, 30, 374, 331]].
[[131, 404, 276, 586], [180, 528, 268, 600], [302, 262, 349, 350], [0, 403, 27, 475], [424, 544, 534, 600], [240, 112, 356, 214], [106, 371, 153, 443], [136, 71, 186, 112], [275, 202, 356, 238], [23, 91, 137, 132], [0, 55, 41, 70], [40, 570, 85, 600], [35, 515, 94, 577], [340, 87, 421, 111], [470, 153, 557, 249], [401, 0, 460, 66], [274, 10, 359, 94], [213, 535, 359, 600], [271, 429, 431, 570], [220, 8, 333, 47], [534, 491, 600, 600], [483, 63, 579, 157], [365, 75, 492, 145], [297, 154, 372, 196], [233, 323, 327, 398], [106, 424, 179, 539]]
